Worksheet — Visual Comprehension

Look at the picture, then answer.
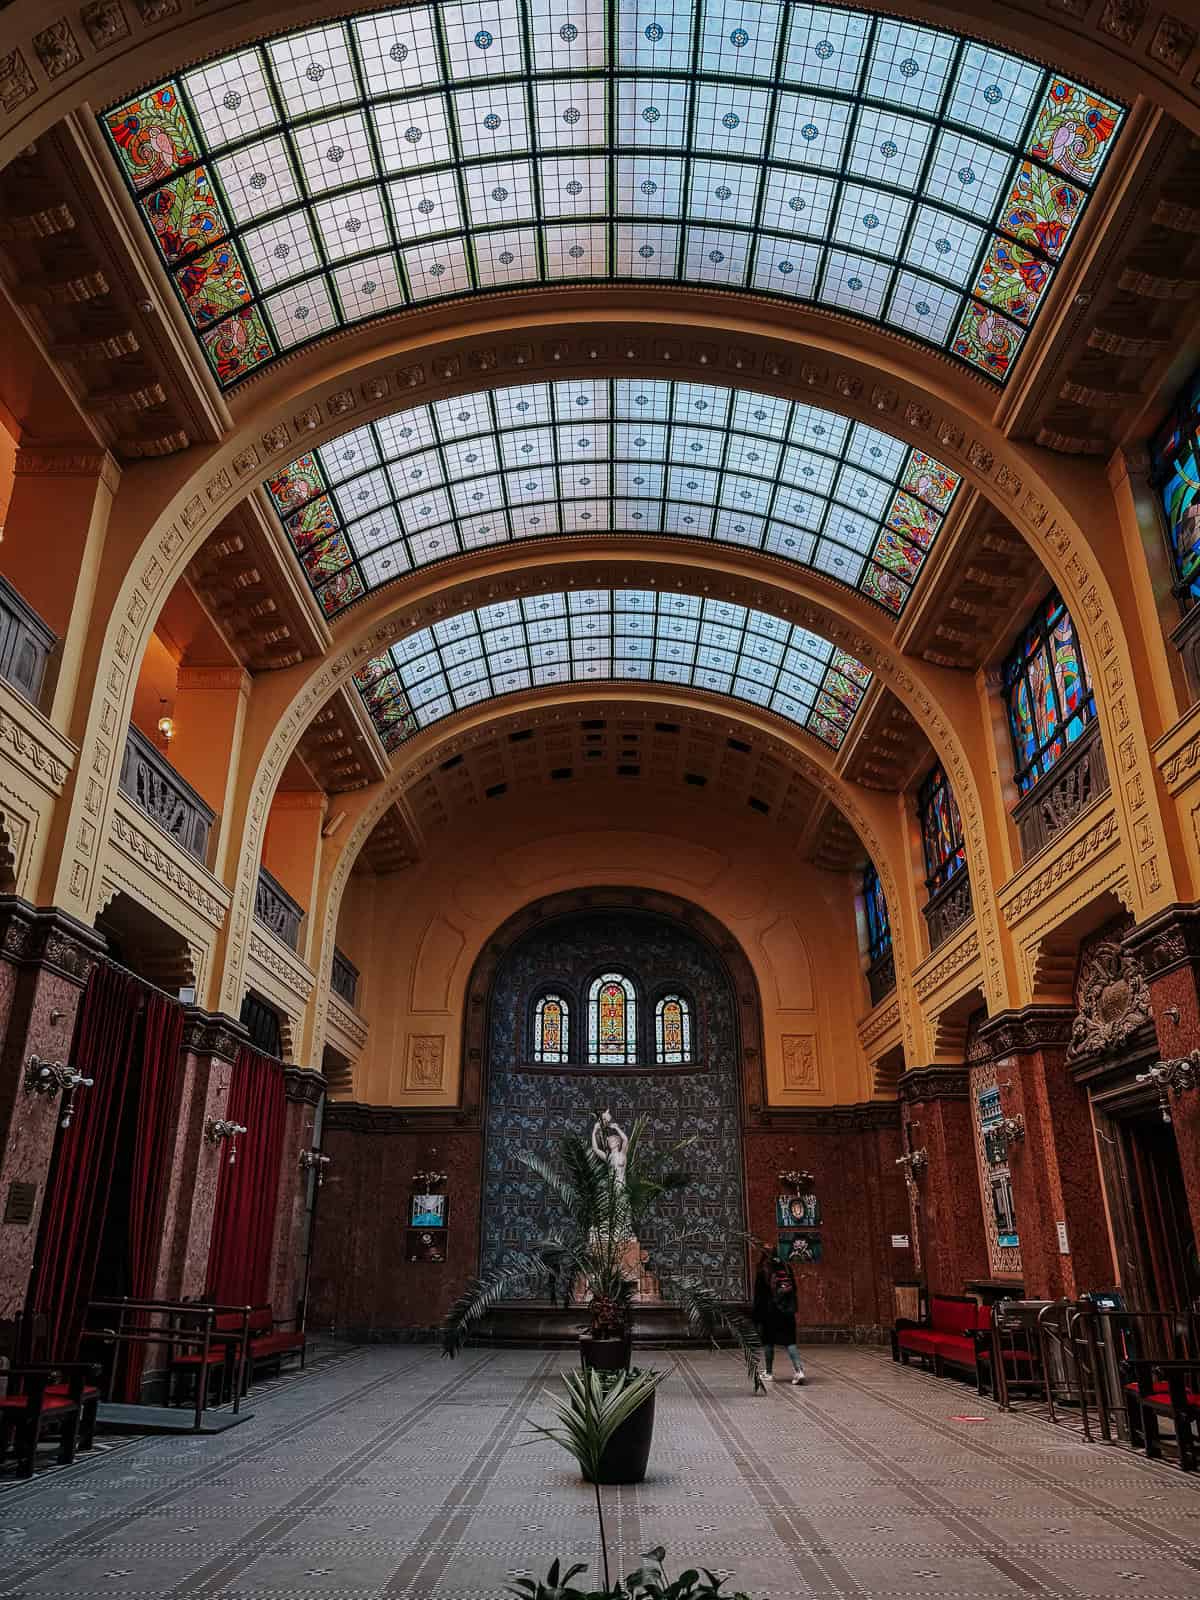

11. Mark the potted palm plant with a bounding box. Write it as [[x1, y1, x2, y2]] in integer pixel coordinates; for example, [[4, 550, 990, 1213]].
[[443, 1116, 761, 1478]]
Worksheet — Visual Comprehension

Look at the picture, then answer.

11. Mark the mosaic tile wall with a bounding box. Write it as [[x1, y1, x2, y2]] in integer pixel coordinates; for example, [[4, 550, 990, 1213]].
[[482, 907, 748, 1299]]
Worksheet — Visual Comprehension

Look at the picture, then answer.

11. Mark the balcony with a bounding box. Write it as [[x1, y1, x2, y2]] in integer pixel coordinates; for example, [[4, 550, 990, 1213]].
[[867, 947, 896, 1007], [0, 576, 56, 709], [331, 946, 359, 1007], [1012, 719, 1109, 861], [255, 865, 305, 953], [922, 868, 974, 953], [118, 723, 215, 865]]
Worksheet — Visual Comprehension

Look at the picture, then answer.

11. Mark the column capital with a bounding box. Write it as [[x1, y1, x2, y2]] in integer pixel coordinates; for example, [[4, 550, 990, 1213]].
[[0, 895, 106, 987], [180, 1005, 249, 1066], [14, 446, 120, 494], [1122, 902, 1200, 981], [977, 1005, 1075, 1060], [898, 1065, 970, 1103], [284, 1065, 327, 1106]]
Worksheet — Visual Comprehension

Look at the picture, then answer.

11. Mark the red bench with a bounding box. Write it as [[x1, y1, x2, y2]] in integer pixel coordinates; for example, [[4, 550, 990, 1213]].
[[0, 1364, 100, 1478], [244, 1305, 306, 1380], [1124, 1360, 1200, 1471]]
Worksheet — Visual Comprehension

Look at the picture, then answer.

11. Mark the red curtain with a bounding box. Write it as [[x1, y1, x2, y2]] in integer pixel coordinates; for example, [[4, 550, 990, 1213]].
[[32, 965, 143, 1358], [206, 1046, 287, 1307], [121, 991, 185, 1400]]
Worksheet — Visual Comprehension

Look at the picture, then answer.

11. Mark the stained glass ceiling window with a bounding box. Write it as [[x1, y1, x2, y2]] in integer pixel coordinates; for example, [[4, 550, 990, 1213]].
[[102, 1, 1123, 387], [353, 587, 871, 752], [265, 377, 961, 617]]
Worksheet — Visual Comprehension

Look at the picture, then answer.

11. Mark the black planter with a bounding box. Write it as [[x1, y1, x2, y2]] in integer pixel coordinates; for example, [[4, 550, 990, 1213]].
[[579, 1332, 631, 1372], [586, 1390, 656, 1485]]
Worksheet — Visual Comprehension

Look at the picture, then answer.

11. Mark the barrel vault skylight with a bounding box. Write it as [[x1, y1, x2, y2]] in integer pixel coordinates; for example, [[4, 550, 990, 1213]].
[[101, 1, 1123, 388], [264, 378, 962, 618], [353, 588, 871, 753]]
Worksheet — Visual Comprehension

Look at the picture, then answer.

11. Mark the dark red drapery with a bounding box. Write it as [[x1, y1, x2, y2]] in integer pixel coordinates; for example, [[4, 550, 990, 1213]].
[[206, 1046, 287, 1307], [32, 964, 142, 1358], [121, 990, 185, 1399]]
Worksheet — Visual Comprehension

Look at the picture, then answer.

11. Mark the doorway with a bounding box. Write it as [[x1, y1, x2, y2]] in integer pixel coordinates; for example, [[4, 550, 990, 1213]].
[[1107, 1105, 1200, 1312]]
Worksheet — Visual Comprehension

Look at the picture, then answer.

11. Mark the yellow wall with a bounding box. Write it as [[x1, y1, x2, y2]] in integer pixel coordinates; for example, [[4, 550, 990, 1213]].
[[337, 784, 869, 1110]]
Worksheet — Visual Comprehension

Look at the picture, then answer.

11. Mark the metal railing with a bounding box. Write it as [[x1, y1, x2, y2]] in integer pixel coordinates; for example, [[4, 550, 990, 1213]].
[[331, 946, 359, 1006], [922, 868, 974, 952], [255, 865, 305, 952], [119, 723, 216, 864], [867, 946, 896, 1006], [1012, 720, 1109, 860], [0, 575, 56, 708]]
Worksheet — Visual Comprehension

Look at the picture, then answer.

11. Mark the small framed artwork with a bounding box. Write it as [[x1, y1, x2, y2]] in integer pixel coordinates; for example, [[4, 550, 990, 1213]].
[[406, 1229, 446, 1264], [776, 1193, 821, 1229], [779, 1230, 822, 1264], [411, 1192, 447, 1228]]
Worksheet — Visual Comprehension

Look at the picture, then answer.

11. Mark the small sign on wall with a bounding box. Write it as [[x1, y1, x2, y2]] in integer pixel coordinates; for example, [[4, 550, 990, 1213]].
[[891, 1233, 910, 1249], [1056, 1220, 1070, 1255]]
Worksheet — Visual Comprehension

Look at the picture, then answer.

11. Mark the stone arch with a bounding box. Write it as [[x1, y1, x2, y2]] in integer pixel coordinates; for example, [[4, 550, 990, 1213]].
[[1, 1, 1197, 180], [0, 808, 17, 895], [308, 684, 921, 1074]]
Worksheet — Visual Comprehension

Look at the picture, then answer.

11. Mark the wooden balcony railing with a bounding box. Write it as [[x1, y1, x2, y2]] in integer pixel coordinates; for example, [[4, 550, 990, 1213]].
[[922, 868, 974, 953], [331, 946, 359, 1006], [255, 865, 305, 953], [1012, 719, 1109, 860], [0, 576, 56, 709], [118, 723, 215, 864], [867, 947, 897, 1007]]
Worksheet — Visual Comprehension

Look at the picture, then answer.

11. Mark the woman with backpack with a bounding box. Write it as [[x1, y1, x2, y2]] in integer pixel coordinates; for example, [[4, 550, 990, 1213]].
[[752, 1247, 806, 1385]]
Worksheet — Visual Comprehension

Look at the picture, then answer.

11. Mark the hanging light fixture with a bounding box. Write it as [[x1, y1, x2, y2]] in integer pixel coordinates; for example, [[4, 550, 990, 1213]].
[[157, 698, 175, 748]]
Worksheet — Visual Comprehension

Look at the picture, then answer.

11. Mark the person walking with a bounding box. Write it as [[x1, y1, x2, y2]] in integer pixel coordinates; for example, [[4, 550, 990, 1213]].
[[753, 1247, 805, 1385]]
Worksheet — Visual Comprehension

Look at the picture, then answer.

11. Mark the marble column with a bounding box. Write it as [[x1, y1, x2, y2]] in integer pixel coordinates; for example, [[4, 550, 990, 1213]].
[[0, 898, 104, 1316], [898, 1066, 990, 1296], [979, 1007, 1113, 1299], [269, 1068, 327, 1325], [1124, 906, 1200, 1245]]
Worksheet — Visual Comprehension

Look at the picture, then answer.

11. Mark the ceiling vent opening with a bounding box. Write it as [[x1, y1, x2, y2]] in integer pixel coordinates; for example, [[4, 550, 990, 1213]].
[[485, 782, 507, 799], [748, 796, 770, 814], [439, 753, 463, 771]]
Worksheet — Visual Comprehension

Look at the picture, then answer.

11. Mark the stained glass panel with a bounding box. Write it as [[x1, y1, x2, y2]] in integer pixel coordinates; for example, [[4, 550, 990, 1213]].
[[533, 993, 569, 1062], [1001, 590, 1095, 793], [1151, 366, 1200, 601], [352, 588, 870, 753], [588, 972, 637, 1063], [863, 859, 890, 963], [655, 994, 692, 1063], [917, 761, 965, 894], [101, 5, 1124, 387], [267, 379, 959, 618]]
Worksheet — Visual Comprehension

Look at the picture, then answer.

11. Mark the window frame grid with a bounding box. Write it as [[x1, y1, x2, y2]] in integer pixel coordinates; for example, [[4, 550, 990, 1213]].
[[1150, 371, 1200, 607], [916, 759, 966, 895], [863, 858, 891, 964], [1001, 588, 1096, 796]]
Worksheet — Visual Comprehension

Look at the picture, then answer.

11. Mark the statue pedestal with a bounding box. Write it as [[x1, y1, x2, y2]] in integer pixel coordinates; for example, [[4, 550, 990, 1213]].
[[579, 1236, 660, 1303]]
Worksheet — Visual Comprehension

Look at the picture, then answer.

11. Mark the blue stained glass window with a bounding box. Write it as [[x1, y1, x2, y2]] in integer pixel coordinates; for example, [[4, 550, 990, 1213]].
[[1001, 589, 1094, 794], [917, 760, 965, 894], [863, 860, 890, 963], [1151, 367, 1200, 603]]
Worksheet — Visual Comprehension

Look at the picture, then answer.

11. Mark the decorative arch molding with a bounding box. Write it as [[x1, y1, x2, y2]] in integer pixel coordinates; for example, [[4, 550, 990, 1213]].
[[307, 685, 921, 1074], [457, 884, 769, 1126], [1, 0, 1197, 183], [53, 317, 1173, 1033]]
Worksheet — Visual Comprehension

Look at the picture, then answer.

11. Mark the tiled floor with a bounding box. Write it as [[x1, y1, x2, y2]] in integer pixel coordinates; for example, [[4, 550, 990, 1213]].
[[1, 1345, 1198, 1598]]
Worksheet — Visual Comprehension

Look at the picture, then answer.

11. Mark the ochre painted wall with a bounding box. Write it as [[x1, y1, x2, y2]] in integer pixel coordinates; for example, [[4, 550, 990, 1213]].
[[337, 785, 870, 1111]]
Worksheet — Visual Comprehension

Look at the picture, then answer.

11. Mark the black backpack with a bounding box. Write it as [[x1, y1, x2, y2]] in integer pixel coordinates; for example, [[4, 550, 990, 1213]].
[[770, 1269, 796, 1314]]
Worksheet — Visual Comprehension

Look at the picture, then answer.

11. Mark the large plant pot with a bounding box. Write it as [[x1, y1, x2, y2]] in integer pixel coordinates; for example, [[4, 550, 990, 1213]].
[[586, 1390, 656, 1485], [579, 1332, 631, 1372]]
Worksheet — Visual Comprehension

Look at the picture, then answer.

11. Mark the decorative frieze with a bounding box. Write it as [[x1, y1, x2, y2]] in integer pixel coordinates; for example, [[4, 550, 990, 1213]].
[[283, 1066, 327, 1107], [1124, 902, 1200, 980], [977, 1006, 1076, 1061], [180, 1006, 247, 1065], [898, 1065, 970, 1103], [0, 897, 105, 986]]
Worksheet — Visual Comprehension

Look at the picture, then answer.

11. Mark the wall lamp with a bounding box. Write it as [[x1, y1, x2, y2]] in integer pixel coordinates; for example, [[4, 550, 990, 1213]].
[[205, 1118, 248, 1163], [299, 1148, 331, 1186], [23, 1055, 94, 1128], [895, 1148, 928, 1178], [1137, 1052, 1200, 1123], [157, 698, 175, 748], [996, 1113, 1026, 1150]]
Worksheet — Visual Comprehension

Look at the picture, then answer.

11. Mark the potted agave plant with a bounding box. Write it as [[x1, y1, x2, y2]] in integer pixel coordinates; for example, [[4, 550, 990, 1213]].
[[442, 1116, 761, 1479]]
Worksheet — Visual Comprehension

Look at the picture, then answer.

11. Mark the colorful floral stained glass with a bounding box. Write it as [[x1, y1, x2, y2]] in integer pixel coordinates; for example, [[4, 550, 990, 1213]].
[[533, 993, 569, 1063], [178, 240, 254, 324], [141, 167, 228, 265], [655, 994, 692, 1064], [100, 7, 1125, 387], [267, 380, 960, 620], [1001, 590, 1096, 794], [350, 588, 871, 754], [951, 298, 1024, 378], [917, 761, 966, 895], [971, 237, 1051, 325], [863, 860, 891, 965], [316, 566, 365, 616], [200, 303, 273, 383], [589, 972, 637, 1064], [1151, 365, 1200, 600]]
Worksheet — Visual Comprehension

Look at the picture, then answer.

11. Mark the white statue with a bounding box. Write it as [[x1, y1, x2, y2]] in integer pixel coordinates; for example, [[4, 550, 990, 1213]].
[[591, 1109, 629, 1191]]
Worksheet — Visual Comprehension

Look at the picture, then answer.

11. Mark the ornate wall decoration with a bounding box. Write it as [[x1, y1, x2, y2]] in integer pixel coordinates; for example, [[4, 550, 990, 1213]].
[[781, 1034, 819, 1093], [405, 1034, 445, 1094], [482, 905, 748, 1301], [1067, 937, 1151, 1062]]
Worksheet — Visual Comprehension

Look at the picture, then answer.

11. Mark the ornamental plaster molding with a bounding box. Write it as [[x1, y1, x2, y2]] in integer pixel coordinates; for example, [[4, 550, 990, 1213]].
[[999, 802, 1123, 929], [1154, 703, 1200, 795], [109, 797, 228, 927], [898, 1065, 970, 1104], [0, 894, 105, 985], [912, 923, 981, 1004], [857, 995, 901, 1053], [1066, 940, 1153, 1063], [247, 926, 315, 1008], [0, 685, 74, 796], [977, 1005, 1076, 1061], [326, 995, 368, 1054], [180, 1006, 248, 1065], [283, 1064, 327, 1106], [1124, 901, 1200, 980]]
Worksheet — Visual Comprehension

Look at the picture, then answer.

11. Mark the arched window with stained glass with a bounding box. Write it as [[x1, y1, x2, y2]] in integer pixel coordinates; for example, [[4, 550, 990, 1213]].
[[917, 762, 967, 895], [588, 973, 637, 1066], [655, 995, 693, 1065], [863, 862, 891, 966], [532, 993, 570, 1065], [1001, 591, 1095, 794], [1151, 370, 1200, 603]]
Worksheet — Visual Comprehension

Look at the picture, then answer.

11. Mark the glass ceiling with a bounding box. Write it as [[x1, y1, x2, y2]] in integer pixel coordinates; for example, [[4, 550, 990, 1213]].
[[101, 2, 1123, 388], [353, 587, 871, 752], [265, 378, 961, 618]]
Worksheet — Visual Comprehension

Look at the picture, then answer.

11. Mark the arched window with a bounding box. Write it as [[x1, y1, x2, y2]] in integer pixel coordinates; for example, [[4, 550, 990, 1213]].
[[1151, 374, 1200, 602], [532, 994, 569, 1064], [1002, 590, 1095, 794], [917, 762, 966, 894], [863, 862, 891, 966], [588, 973, 637, 1066], [655, 995, 692, 1065]]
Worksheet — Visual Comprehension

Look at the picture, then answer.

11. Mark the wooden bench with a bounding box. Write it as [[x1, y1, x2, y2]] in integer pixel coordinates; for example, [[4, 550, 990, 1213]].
[[242, 1305, 306, 1384], [0, 1363, 100, 1478], [1124, 1359, 1200, 1471]]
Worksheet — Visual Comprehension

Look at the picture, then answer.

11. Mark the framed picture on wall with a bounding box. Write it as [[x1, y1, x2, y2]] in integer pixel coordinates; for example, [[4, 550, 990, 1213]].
[[779, 1230, 822, 1264], [411, 1193, 447, 1228], [776, 1194, 821, 1229]]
